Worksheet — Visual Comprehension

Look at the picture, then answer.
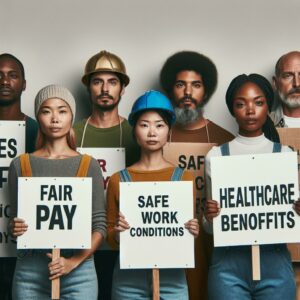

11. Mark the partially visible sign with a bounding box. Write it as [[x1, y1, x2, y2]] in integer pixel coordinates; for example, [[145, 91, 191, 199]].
[[18, 177, 92, 249], [120, 181, 194, 269], [277, 128, 300, 262], [211, 152, 300, 247], [77, 147, 125, 191], [77, 147, 125, 250], [0, 121, 25, 257], [163, 142, 216, 216]]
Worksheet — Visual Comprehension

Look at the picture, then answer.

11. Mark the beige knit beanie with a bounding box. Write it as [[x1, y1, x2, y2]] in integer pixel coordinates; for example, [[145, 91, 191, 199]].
[[35, 84, 76, 123]]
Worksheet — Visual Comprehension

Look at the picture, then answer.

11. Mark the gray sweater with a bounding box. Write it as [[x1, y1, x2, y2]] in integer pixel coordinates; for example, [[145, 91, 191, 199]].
[[8, 154, 107, 239]]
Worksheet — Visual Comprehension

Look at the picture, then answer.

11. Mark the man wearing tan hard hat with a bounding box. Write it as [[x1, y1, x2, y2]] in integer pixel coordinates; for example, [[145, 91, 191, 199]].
[[73, 50, 139, 300]]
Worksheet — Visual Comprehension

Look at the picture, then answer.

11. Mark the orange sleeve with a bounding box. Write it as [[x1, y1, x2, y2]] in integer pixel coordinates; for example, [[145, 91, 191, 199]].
[[106, 172, 121, 250], [182, 170, 196, 217]]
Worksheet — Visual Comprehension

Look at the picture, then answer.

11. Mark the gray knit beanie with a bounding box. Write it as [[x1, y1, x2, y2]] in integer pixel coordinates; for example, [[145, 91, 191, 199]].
[[35, 84, 76, 123]]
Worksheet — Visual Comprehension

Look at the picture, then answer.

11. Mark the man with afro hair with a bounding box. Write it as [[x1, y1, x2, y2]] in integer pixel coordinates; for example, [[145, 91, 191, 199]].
[[160, 51, 234, 300]]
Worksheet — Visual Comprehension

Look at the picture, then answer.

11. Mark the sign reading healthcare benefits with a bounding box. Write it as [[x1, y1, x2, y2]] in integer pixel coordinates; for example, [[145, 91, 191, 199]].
[[0, 121, 25, 257], [277, 128, 300, 262], [163, 142, 216, 216], [211, 152, 300, 247], [17, 177, 92, 249], [77, 148, 125, 191], [120, 181, 194, 269]]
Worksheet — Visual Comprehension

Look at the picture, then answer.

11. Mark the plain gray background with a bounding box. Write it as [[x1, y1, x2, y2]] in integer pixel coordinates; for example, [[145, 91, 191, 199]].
[[2, 0, 300, 134]]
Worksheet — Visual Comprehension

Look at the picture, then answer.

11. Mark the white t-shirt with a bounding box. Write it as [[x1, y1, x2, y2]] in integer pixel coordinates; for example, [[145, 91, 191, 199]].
[[203, 134, 292, 233], [283, 115, 300, 128]]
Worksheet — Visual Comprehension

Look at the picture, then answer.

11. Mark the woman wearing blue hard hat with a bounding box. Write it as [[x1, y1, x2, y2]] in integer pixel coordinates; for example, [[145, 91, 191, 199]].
[[106, 90, 199, 299]]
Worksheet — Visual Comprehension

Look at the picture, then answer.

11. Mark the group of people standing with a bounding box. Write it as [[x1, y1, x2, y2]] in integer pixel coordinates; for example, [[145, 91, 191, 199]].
[[0, 49, 300, 300]]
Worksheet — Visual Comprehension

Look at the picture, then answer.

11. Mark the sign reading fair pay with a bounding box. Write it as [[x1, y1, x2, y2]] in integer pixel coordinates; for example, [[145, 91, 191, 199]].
[[17, 177, 92, 249], [211, 152, 300, 247], [120, 181, 194, 269]]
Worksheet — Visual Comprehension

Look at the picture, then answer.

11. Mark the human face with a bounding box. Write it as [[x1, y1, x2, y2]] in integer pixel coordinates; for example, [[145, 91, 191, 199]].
[[37, 98, 73, 140], [89, 72, 124, 111], [0, 58, 26, 106], [134, 111, 170, 152], [172, 70, 206, 109], [172, 71, 206, 125], [232, 82, 268, 137], [274, 52, 300, 108]]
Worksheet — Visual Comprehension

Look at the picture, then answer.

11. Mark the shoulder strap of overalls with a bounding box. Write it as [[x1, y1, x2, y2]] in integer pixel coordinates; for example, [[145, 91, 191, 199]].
[[119, 168, 132, 182], [20, 154, 92, 177], [272, 142, 282, 153], [170, 167, 184, 181], [220, 142, 230, 156], [20, 153, 32, 176], [76, 154, 92, 177]]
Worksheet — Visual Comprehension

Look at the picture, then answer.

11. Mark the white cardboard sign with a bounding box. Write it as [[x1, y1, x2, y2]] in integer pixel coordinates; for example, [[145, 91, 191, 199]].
[[211, 152, 300, 247], [17, 177, 92, 249], [77, 147, 125, 191], [0, 121, 25, 257], [120, 181, 194, 269]]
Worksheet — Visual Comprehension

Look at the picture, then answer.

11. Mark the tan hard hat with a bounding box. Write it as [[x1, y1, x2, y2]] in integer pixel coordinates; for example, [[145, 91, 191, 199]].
[[82, 50, 130, 86]]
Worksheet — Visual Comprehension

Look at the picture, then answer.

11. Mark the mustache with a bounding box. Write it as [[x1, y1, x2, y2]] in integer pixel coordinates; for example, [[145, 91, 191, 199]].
[[288, 88, 300, 95], [178, 96, 198, 106], [97, 93, 114, 100]]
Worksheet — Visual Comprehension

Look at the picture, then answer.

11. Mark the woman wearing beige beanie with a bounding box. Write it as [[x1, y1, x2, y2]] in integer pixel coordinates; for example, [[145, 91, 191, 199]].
[[8, 84, 106, 299]]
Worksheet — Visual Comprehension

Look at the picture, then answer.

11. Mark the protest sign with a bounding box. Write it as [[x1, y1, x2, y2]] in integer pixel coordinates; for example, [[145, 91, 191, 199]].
[[77, 147, 125, 191], [17, 177, 92, 249], [120, 181, 194, 269], [163, 142, 215, 216], [211, 152, 300, 247], [277, 128, 300, 261], [77, 147, 125, 251], [0, 121, 25, 257]]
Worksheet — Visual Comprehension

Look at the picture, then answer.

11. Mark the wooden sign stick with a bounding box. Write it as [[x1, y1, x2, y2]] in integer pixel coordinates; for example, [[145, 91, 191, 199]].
[[252, 245, 261, 280], [152, 268, 160, 300], [52, 248, 61, 300]]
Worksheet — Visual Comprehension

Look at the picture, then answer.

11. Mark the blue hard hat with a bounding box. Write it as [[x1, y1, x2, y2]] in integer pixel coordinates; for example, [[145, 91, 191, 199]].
[[128, 90, 176, 126]]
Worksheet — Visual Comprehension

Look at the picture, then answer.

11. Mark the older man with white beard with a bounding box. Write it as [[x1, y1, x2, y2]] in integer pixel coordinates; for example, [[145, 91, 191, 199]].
[[271, 51, 300, 127]]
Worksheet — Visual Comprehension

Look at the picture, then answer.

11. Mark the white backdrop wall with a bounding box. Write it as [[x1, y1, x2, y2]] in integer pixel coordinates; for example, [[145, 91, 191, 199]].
[[2, 0, 300, 134]]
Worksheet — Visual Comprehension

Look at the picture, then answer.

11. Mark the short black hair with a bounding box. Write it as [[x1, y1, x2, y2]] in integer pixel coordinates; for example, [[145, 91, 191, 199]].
[[160, 51, 217, 103], [0, 53, 25, 79]]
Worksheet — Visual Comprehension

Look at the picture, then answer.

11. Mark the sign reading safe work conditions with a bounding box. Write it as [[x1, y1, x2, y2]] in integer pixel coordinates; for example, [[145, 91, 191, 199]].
[[120, 181, 194, 269], [0, 121, 25, 257], [17, 177, 92, 249], [211, 152, 300, 247]]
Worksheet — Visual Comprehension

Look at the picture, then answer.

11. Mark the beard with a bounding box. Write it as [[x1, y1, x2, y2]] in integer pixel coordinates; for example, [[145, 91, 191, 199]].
[[279, 88, 300, 109], [174, 95, 204, 125], [94, 93, 121, 112], [175, 106, 203, 125]]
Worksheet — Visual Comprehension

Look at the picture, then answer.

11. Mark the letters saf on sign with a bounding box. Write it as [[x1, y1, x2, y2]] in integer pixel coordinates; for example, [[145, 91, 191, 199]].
[[77, 148, 125, 191], [163, 143, 216, 217], [17, 177, 92, 249], [0, 121, 25, 257], [120, 181, 194, 269], [211, 152, 300, 247], [277, 128, 300, 262]]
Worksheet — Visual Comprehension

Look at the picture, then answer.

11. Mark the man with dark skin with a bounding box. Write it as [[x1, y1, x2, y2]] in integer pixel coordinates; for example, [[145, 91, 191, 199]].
[[160, 51, 234, 300], [0, 53, 38, 300], [271, 51, 300, 127]]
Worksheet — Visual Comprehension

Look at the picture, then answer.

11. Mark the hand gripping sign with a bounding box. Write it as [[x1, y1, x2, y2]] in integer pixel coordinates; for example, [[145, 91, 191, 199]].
[[119, 181, 194, 269], [0, 121, 25, 257], [211, 151, 300, 279]]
